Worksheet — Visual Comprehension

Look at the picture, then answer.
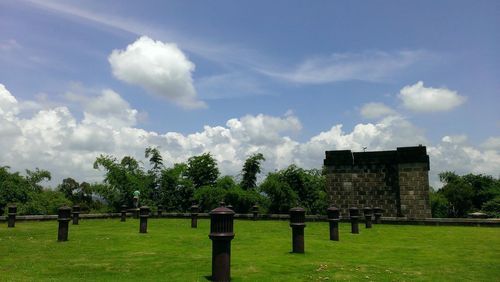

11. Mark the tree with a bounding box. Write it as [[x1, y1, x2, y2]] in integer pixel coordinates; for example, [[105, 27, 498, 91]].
[[145, 146, 164, 204], [25, 168, 51, 192], [439, 172, 474, 217], [241, 153, 265, 190], [260, 172, 297, 213], [438, 171, 500, 217], [159, 163, 194, 211], [93, 154, 150, 210], [57, 177, 80, 200], [259, 165, 327, 214], [0, 166, 31, 215], [186, 153, 220, 188]]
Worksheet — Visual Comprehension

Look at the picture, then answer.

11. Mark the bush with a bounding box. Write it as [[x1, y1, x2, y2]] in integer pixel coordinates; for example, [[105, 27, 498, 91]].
[[18, 190, 72, 215], [430, 189, 449, 218], [482, 196, 500, 218], [224, 186, 266, 213], [194, 186, 227, 212]]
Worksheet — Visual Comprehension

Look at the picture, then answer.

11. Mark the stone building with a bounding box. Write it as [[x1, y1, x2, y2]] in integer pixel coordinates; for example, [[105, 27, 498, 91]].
[[324, 146, 432, 219]]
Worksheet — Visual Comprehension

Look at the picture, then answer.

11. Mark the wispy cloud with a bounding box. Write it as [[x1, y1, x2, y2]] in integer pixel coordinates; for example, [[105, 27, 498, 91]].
[[258, 50, 430, 84], [24, 0, 265, 69]]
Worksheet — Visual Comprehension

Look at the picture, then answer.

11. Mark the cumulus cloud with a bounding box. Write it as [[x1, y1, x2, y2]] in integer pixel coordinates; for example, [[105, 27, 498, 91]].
[[481, 136, 500, 151], [399, 81, 466, 112], [360, 102, 396, 119], [1, 85, 498, 189], [109, 36, 206, 109], [259, 50, 427, 84]]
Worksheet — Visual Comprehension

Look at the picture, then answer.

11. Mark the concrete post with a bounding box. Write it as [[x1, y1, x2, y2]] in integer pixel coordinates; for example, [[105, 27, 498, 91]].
[[72, 205, 80, 225], [157, 204, 164, 218], [374, 207, 383, 224], [364, 207, 373, 228], [139, 206, 150, 233], [209, 202, 235, 282], [349, 207, 359, 234], [7, 205, 17, 228], [289, 206, 306, 253], [252, 204, 259, 221], [327, 206, 340, 241], [191, 204, 199, 228], [121, 205, 127, 222], [57, 206, 71, 241]]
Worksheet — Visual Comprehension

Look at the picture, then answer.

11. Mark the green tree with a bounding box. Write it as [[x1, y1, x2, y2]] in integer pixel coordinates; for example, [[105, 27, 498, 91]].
[[25, 168, 51, 192], [429, 187, 449, 218], [241, 153, 265, 190], [260, 172, 297, 213], [93, 154, 150, 210], [439, 172, 474, 217], [0, 166, 31, 215], [186, 153, 220, 188], [159, 163, 194, 211]]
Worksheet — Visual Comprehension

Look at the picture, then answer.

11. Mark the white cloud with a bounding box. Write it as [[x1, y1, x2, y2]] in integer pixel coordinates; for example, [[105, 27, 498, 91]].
[[259, 50, 427, 84], [1, 85, 498, 190], [399, 81, 466, 112], [109, 36, 205, 109], [360, 102, 396, 119], [0, 84, 20, 119], [481, 137, 500, 151]]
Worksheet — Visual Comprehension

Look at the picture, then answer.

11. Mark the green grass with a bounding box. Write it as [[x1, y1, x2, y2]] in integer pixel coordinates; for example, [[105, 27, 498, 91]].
[[1, 218, 499, 281]]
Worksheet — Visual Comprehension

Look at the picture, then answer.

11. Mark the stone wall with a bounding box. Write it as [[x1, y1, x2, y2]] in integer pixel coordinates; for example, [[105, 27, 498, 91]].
[[324, 146, 432, 219]]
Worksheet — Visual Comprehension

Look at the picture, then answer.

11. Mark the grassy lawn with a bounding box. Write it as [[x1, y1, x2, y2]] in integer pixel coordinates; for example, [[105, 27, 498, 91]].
[[1, 218, 499, 281]]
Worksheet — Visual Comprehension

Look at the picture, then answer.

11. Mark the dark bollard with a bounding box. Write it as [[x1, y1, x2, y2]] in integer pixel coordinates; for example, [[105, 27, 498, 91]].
[[157, 205, 164, 218], [7, 205, 17, 228], [121, 205, 127, 222], [364, 207, 373, 228], [72, 205, 80, 225], [289, 207, 306, 253], [191, 203, 199, 228], [57, 206, 71, 242], [226, 204, 233, 210], [374, 207, 383, 224], [209, 202, 235, 282], [252, 204, 259, 221], [349, 207, 359, 234], [139, 206, 150, 233], [327, 206, 340, 241]]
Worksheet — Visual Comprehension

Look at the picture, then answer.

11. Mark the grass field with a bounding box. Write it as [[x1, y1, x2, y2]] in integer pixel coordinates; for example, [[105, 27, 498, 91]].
[[1, 218, 499, 281]]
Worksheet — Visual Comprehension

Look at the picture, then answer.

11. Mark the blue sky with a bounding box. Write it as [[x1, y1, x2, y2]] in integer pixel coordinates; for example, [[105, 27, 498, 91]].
[[0, 0, 499, 187]]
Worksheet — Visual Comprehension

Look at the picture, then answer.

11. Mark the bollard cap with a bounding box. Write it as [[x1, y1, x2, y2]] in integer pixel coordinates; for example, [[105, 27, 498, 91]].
[[8, 205, 17, 214], [226, 204, 233, 210], [209, 204, 235, 239], [363, 207, 373, 215], [327, 206, 340, 220], [157, 204, 164, 211], [349, 207, 360, 218], [72, 205, 80, 213], [373, 207, 383, 214], [58, 206, 72, 220], [252, 204, 259, 212], [191, 204, 199, 213], [289, 206, 306, 226], [139, 206, 150, 217]]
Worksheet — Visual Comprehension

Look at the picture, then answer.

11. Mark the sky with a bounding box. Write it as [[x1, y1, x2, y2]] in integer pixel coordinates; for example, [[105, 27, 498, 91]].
[[0, 0, 499, 188]]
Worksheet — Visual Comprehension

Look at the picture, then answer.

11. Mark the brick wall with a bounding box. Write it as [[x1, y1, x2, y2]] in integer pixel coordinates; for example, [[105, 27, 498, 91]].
[[324, 146, 432, 219]]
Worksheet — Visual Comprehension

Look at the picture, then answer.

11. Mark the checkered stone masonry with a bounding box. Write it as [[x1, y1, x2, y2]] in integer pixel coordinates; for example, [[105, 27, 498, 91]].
[[324, 146, 432, 219]]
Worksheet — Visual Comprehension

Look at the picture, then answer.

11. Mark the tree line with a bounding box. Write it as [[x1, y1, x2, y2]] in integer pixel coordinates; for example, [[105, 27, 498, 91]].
[[1, 147, 499, 217], [0, 147, 327, 216]]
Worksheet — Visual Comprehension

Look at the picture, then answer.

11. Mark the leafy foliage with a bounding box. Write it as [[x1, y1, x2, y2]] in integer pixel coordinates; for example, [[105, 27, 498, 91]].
[[435, 171, 500, 217], [241, 153, 265, 190], [186, 153, 220, 188], [260, 165, 327, 214]]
